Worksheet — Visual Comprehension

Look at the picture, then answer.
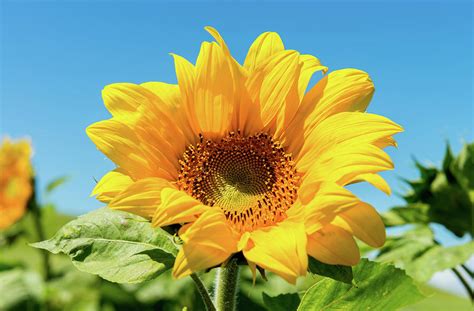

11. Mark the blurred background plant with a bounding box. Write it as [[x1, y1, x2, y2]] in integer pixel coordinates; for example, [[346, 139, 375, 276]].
[[374, 142, 473, 299]]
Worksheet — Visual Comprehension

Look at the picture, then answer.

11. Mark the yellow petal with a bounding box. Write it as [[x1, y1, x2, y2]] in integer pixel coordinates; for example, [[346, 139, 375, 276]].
[[132, 130, 178, 180], [273, 54, 327, 139], [0, 142, 31, 227], [205, 26, 231, 55], [172, 209, 238, 278], [300, 144, 394, 196], [297, 54, 328, 98], [170, 53, 200, 136], [272, 67, 300, 138], [284, 69, 375, 155], [0, 203, 27, 230], [259, 51, 300, 128], [204, 27, 257, 133], [300, 183, 364, 233], [133, 92, 187, 178], [238, 85, 264, 136], [374, 136, 398, 148], [101, 83, 149, 123], [297, 112, 402, 173], [172, 250, 194, 279], [140, 81, 196, 144], [152, 188, 210, 227], [307, 224, 360, 266], [140, 82, 179, 107], [108, 177, 171, 218], [348, 173, 391, 195], [0, 138, 32, 230], [246, 50, 300, 131], [242, 221, 307, 284], [244, 32, 285, 72], [237, 231, 251, 251], [91, 168, 133, 203], [247, 259, 257, 285], [86, 119, 153, 179], [332, 202, 386, 247], [194, 41, 235, 136], [306, 69, 374, 126]]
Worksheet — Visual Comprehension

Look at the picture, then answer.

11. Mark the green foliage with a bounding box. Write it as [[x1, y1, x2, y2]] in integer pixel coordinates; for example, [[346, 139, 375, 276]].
[[262, 293, 300, 311], [406, 241, 474, 282], [297, 259, 425, 311], [0, 224, 25, 248], [26, 203, 76, 239], [0, 268, 44, 310], [46, 270, 101, 311], [378, 142, 473, 301], [377, 226, 474, 282], [32, 208, 178, 284], [0, 204, 75, 277], [377, 226, 434, 266], [401, 284, 473, 311], [307, 257, 353, 284], [382, 203, 430, 226], [394, 143, 474, 237], [239, 266, 313, 310], [129, 270, 207, 309], [45, 175, 70, 194]]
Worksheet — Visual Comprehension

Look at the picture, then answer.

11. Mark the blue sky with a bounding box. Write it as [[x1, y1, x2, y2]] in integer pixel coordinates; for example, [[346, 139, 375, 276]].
[[1, 1, 472, 248]]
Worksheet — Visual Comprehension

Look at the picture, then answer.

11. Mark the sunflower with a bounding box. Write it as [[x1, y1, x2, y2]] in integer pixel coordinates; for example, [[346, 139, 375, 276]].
[[0, 138, 33, 230], [87, 27, 402, 283]]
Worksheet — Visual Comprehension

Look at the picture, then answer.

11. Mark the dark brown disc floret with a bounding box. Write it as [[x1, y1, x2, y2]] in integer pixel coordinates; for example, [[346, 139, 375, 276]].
[[177, 131, 299, 232]]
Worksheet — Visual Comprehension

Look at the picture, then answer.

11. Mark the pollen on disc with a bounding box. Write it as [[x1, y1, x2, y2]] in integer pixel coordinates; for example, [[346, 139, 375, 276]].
[[177, 131, 299, 232]]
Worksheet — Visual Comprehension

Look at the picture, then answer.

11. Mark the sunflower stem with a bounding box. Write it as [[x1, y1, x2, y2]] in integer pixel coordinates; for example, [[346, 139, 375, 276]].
[[451, 266, 473, 301], [214, 258, 240, 311], [28, 178, 52, 280], [191, 273, 216, 311], [460, 264, 473, 278]]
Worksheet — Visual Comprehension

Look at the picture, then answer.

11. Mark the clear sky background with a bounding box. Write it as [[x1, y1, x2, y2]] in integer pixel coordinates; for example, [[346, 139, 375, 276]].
[[1, 0, 472, 293]]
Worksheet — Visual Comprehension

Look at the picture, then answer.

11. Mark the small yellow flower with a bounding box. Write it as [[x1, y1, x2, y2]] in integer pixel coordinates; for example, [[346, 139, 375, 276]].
[[87, 27, 402, 283], [0, 138, 33, 230]]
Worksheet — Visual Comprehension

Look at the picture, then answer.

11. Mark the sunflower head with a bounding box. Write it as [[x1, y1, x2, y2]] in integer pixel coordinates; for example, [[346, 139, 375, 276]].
[[87, 27, 403, 284], [0, 137, 33, 230]]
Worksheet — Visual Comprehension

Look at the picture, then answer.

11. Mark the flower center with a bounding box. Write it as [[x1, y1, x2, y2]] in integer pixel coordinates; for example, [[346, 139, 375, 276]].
[[177, 131, 299, 231]]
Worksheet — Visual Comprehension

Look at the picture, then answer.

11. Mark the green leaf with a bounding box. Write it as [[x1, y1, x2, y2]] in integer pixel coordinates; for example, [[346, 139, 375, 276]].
[[31, 208, 178, 284], [307, 257, 353, 284], [262, 292, 300, 311], [453, 143, 474, 188], [376, 226, 474, 282], [398, 142, 473, 237], [442, 144, 454, 175], [403, 160, 437, 204], [404, 241, 474, 282], [45, 175, 70, 194], [132, 270, 213, 310], [403, 284, 473, 311], [381, 204, 430, 227], [239, 266, 310, 310], [298, 259, 425, 311], [0, 269, 44, 310], [429, 172, 472, 236], [45, 270, 101, 311], [0, 223, 25, 247], [377, 226, 434, 265]]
